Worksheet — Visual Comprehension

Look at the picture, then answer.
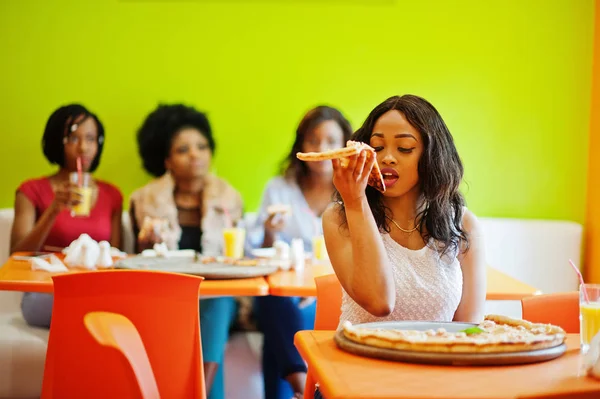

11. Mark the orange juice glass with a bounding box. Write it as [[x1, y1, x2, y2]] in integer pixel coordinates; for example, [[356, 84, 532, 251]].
[[69, 172, 92, 217], [312, 235, 328, 263], [580, 284, 600, 352], [223, 227, 245, 259]]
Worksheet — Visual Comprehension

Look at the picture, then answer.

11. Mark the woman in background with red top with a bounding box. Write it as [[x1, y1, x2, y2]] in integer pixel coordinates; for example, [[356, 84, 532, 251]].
[[10, 104, 123, 328]]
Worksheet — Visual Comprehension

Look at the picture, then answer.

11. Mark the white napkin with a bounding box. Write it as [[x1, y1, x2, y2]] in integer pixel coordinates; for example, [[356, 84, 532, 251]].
[[80, 240, 100, 270], [153, 242, 169, 257], [110, 247, 127, 258], [63, 234, 120, 269], [30, 255, 68, 272], [63, 239, 84, 266], [97, 241, 114, 268]]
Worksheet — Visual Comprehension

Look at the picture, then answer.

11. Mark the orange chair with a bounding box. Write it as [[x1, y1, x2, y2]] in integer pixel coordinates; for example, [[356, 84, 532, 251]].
[[84, 311, 160, 399], [42, 270, 205, 399], [314, 274, 343, 330], [521, 292, 579, 333], [304, 273, 343, 399]]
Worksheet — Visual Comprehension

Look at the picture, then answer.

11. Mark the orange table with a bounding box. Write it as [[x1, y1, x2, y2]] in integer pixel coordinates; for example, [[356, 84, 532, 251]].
[[295, 331, 600, 399], [268, 263, 333, 296], [268, 264, 540, 300], [0, 254, 270, 297]]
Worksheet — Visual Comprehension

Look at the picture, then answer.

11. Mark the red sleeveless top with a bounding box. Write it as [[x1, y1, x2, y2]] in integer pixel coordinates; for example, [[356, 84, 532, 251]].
[[18, 177, 123, 249]]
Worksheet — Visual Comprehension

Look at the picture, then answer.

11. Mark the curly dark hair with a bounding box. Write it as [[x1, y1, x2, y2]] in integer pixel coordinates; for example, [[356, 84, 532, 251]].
[[334, 95, 468, 255], [137, 104, 215, 177], [42, 104, 105, 172], [281, 105, 353, 183]]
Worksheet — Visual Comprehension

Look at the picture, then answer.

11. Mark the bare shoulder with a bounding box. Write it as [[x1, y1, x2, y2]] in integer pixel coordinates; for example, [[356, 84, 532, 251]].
[[461, 208, 482, 236], [322, 202, 350, 238], [459, 208, 485, 258]]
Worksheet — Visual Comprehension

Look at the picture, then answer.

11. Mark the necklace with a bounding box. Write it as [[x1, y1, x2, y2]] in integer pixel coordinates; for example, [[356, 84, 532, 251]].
[[386, 216, 419, 233]]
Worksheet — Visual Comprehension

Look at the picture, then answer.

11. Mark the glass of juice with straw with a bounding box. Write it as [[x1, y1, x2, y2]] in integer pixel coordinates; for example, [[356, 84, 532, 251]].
[[580, 284, 600, 352], [568, 259, 600, 352], [69, 174, 92, 217], [69, 157, 92, 217], [569, 259, 600, 353]]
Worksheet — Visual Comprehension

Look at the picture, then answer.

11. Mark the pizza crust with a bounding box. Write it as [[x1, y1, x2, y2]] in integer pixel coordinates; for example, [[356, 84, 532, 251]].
[[296, 145, 360, 162], [296, 141, 386, 193], [267, 204, 292, 216], [341, 315, 567, 354]]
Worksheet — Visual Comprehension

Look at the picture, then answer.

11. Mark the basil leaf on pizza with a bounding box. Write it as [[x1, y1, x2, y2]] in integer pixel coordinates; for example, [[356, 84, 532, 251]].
[[460, 327, 485, 335]]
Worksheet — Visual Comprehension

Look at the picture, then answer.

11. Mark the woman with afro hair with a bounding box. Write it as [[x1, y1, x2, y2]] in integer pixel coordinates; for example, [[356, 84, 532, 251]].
[[129, 104, 243, 399]]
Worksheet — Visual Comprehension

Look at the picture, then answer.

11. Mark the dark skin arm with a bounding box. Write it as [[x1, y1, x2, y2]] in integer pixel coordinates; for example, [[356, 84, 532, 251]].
[[110, 199, 123, 251], [10, 182, 81, 253], [130, 203, 162, 253], [261, 213, 285, 248]]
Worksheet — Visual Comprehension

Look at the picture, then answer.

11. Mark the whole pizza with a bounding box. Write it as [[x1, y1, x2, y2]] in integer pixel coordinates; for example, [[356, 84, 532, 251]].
[[340, 315, 566, 353]]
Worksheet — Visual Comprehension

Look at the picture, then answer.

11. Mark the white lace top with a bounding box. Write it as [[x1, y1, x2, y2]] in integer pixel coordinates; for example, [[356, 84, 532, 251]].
[[338, 233, 463, 328]]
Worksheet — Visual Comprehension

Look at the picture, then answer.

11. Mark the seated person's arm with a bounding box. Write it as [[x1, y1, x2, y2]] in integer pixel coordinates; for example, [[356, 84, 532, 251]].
[[110, 200, 123, 251], [10, 191, 62, 253], [130, 203, 162, 253], [249, 181, 283, 249], [322, 202, 396, 317], [453, 210, 486, 323], [130, 203, 143, 253]]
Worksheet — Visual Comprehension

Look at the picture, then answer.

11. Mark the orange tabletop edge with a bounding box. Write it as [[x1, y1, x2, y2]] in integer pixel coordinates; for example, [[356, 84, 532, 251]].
[[0, 253, 270, 297], [295, 331, 600, 399]]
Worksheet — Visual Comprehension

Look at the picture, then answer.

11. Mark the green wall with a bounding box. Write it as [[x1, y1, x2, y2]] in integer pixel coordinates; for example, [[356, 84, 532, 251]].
[[0, 0, 594, 222]]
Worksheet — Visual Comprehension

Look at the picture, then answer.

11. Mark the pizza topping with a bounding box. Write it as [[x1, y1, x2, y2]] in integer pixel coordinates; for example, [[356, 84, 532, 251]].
[[460, 326, 485, 335]]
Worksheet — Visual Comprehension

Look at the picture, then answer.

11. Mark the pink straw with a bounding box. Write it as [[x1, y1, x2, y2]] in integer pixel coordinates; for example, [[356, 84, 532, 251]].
[[569, 259, 589, 303], [76, 157, 83, 188]]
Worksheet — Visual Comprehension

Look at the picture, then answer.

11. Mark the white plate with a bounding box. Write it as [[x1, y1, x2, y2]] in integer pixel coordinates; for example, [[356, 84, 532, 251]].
[[140, 249, 196, 258], [250, 247, 313, 259], [116, 256, 279, 280], [353, 320, 477, 332], [251, 248, 276, 258]]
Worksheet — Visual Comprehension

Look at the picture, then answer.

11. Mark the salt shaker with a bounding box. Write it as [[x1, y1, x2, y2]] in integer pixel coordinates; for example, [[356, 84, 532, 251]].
[[291, 238, 305, 271], [274, 240, 292, 270]]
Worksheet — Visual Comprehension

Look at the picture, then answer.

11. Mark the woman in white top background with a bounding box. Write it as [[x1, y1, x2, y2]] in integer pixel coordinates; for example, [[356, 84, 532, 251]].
[[322, 94, 486, 328], [248, 106, 353, 399]]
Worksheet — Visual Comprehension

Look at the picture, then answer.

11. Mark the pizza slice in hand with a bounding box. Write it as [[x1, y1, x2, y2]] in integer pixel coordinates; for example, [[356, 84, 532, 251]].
[[296, 140, 386, 193]]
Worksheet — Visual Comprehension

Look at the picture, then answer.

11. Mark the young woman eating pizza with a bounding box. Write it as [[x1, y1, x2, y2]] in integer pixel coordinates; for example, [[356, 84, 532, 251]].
[[322, 94, 487, 329]]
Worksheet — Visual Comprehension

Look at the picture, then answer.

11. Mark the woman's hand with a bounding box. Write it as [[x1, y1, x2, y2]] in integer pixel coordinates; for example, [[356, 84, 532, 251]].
[[49, 181, 82, 213], [332, 149, 376, 207], [264, 212, 286, 236], [262, 212, 286, 248], [138, 217, 168, 247]]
